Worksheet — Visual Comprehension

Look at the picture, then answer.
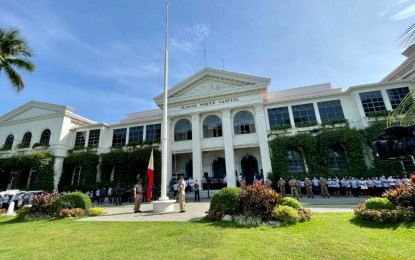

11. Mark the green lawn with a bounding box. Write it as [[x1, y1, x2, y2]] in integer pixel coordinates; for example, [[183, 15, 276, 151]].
[[0, 213, 413, 260]]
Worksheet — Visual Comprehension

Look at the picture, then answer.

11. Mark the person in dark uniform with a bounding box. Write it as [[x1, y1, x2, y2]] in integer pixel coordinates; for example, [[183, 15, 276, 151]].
[[133, 180, 143, 213], [114, 185, 123, 205], [194, 180, 200, 202]]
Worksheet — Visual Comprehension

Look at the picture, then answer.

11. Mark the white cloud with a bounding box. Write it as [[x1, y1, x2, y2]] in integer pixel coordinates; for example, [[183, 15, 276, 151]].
[[390, 3, 415, 21], [398, 0, 410, 4], [169, 23, 210, 53]]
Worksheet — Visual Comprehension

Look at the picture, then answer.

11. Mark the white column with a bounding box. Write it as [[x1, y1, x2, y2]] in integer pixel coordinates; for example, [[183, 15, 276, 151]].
[[287, 105, 298, 134], [96, 156, 102, 182], [254, 104, 273, 178], [53, 156, 65, 191], [167, 117, 173, 185], [191, 113, 202, 187], [353, 92, 369, 128], [222, 108, 236, 187], [313, 103, 322, 124], [380, 89, 393, 111]]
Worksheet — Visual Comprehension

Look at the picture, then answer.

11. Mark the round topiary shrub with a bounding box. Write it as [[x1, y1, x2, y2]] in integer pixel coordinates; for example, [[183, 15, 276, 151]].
[[282, 197, 302, 209], [273, 205, 300, 225], [52, 192, 91, 213], [364, 197, 396, 210], [209, 187, 243, 216]]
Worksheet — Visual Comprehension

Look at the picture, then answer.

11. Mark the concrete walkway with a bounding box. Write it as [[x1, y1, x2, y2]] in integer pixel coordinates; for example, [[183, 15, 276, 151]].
[[79, 196, 366, 222]]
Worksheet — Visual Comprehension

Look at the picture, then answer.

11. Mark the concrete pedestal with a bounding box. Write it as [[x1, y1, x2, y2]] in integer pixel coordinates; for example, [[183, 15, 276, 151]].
[[152, 199, 176, 213], [6, 201, 15, 215]]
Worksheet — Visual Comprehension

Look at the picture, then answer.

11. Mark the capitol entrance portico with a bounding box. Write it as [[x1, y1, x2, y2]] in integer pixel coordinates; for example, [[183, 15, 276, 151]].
[[155, 68, 273, 189]]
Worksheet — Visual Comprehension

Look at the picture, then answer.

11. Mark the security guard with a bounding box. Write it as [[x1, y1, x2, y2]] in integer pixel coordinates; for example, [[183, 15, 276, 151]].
[[178, 177, 186, 213], [277, 178, 286, 196], [288, 177, 299, 199], [319, 177, 330, 198], [304, 178, 314, 198], [133, 179, 143, 213]]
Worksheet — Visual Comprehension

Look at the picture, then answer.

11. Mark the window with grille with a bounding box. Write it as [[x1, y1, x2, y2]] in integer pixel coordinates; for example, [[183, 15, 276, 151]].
[[401, 156, 415, 173], [146, 124, 161, 142], [71, 166, 84, 185], [203, 115, 222, 138], [40, 129, 51, 145], [317, 100, 345, 123], [112, 128, 127, 146], [287, 149, 306, 174], [112, 166, 128, 185], [88, 129, 100, 147], [268, 107, 290, 128], [359, 91, 386, 116], [386, 87, 411, 110], [174, 119, 192, 141], [29, 169, 39, 187], [328, 145, 348, 171], [129, 126, 144, 142], [234, 111, 256, 134], [292, 103, 317, 127], [21, 132, 32, 148], [74, 131, 86, 147], [3, 134, 14, 150]]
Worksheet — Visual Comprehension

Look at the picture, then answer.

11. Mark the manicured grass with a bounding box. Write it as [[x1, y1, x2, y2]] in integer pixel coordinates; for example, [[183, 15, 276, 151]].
[[0, 213, 413, 259]]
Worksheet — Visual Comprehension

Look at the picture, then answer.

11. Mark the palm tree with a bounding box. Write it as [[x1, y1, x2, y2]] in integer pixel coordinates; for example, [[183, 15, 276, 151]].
[[0, 27, 36, 92], [386, 23, 415, 127], [401, 23, 415, 49]]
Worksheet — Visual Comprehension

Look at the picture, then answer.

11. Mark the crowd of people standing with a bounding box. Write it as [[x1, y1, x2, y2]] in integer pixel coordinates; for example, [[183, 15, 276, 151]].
[[278, 175, 412, 199]]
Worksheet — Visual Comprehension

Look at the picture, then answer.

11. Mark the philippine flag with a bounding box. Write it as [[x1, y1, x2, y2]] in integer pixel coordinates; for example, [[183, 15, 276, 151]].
[[147, 149, 154, 201]]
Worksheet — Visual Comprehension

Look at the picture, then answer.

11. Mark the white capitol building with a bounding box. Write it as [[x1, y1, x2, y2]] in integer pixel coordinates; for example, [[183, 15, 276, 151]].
[[1, 46, 415, 191]]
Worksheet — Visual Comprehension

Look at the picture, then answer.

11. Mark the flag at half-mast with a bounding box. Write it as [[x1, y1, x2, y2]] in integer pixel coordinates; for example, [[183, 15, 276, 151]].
[[146, 149, 154, 201]]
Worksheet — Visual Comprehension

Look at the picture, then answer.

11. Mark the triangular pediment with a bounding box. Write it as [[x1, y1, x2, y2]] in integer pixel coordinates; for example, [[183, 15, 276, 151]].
[[155, 68, 270, 107], [0, 101, 73, 123]]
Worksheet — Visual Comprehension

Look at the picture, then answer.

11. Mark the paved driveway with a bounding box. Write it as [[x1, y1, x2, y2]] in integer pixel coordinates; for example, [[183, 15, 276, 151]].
[[78, 196, 366, 222]]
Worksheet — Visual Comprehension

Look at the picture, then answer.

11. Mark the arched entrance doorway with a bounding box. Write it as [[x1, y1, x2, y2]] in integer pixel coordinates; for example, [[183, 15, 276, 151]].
[[241, 154, 258, 184], [0, 168, 11, 190], [185, 158, 193, 178], [212, 157, 226, 178]]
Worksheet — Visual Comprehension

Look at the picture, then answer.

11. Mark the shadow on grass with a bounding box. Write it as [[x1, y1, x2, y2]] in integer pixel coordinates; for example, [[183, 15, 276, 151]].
[[349, 216, 415, 230], [196, 216, 296, 229], [0, 216, 25, 225]]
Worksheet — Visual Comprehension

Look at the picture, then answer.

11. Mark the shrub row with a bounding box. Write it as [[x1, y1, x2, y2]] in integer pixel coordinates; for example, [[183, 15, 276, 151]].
[[354, 204, 415, 223], [16, 192, 93, 221], [354, 174, 415, 224]]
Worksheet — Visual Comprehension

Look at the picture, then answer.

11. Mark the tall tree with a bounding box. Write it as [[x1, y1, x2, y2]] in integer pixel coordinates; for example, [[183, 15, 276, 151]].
[[0, 27, 36, 92]]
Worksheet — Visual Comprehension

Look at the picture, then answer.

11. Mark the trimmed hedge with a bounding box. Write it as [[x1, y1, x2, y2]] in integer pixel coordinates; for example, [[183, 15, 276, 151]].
[[354, 204, 415, 223], [273, 205, 300, 225], [364, 197, 396, 210], [52, 192, 91, 213], [209, 187, 243, 216], [282, 197, 302, 210]]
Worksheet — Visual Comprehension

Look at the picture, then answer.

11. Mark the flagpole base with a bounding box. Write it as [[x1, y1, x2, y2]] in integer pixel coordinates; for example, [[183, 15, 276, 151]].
[[152, 199, 176, 213]]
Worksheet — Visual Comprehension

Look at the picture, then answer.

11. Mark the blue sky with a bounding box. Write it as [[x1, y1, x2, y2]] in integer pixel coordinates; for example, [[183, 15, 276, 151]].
[[1, 0, 415, 123]]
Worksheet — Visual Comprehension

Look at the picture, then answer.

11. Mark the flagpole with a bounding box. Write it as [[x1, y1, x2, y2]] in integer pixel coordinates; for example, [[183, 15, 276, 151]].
[[159, 1, 169, 201], [153, 1, 175, 212]]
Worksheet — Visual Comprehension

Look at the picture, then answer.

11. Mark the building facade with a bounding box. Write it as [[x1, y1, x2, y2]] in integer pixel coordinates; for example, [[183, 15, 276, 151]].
[[1, 46, 415, 191]]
